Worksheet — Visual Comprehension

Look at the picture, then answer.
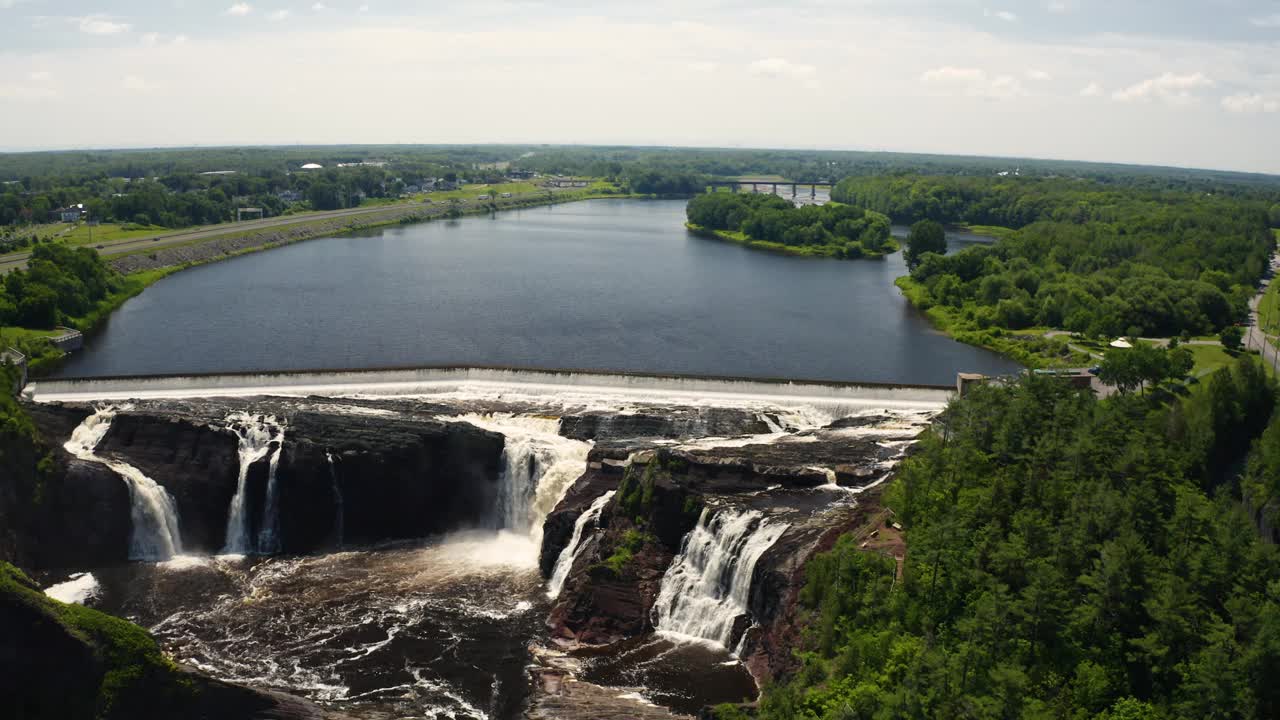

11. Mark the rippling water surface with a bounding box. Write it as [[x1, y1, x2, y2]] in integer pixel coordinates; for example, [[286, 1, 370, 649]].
[[58, 199, 1017, 383]]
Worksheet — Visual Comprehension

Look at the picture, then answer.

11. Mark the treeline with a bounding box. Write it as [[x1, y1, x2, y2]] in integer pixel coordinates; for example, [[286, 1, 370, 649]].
[[1, 243, 117, 328], [686, 193, 892, 258], [847, 176, 1276, 337], [0, 165, 407, 229], [625, 168, 710, 196], [514, 148, 1280, 197], [834, 175, 1280, 226], [737, 363, 1280, 720]]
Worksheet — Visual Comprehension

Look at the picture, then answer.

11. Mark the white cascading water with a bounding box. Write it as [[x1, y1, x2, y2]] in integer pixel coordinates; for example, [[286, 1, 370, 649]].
[[221, 412, 285, 554], [64, 407, 184, 561], [256, 435, 286, 554], [451, 414, 592, 549], [652, 507, 788, 650], [545, 490, 616, 599], [326, 450, 344, 548]]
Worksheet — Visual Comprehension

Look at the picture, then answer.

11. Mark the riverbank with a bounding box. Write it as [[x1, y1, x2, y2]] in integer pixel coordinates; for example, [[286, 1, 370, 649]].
[[894, 276, 1085, 369], [686, 223, 898, 259], [109, 186, 632, 274]]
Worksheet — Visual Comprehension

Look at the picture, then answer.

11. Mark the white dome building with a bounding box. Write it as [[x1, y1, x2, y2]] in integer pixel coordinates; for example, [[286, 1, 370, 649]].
[[300, 163, 323, 170]]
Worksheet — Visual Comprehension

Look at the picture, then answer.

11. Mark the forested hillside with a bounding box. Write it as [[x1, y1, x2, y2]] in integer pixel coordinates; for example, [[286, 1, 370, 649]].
[[833, 176, 1278, 342], [731, 363, 1280, 720]]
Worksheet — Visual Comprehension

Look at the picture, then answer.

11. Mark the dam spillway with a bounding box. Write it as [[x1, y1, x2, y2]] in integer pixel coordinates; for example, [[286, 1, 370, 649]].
[[26, 365, 953, 409]]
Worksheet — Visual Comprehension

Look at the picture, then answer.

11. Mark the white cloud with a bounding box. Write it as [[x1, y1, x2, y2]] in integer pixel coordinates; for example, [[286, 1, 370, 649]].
[[77, 14, 132, 35], [688, 61, 718, 73], [1250, 14, 1280, 28], [1112, 72, 1213, 105], [1080, 81, 1103, 97], [359, 3, 370, 11], [921, 66, 1025, 99], [29, 70, 51, 82], [1046, 0, 1076, 13], [269, 9, 290, 21], [122, 75, 158, 92], [1025, 69, 1051, 81], [226, 3, 252, 16], [312, 2, 327, 10], [141, 32, 160, 47], [749, 57, 819, 88], [0, 83, 58, 101], [173, 35, 189, 45], [1222, 93, 1279, 113], [0, 0, 35, 8], [984, 9, 1017, 22]]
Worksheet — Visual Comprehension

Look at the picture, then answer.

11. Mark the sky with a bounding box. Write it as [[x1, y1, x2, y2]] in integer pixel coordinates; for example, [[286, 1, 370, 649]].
[[1, 1, 1279, 174]]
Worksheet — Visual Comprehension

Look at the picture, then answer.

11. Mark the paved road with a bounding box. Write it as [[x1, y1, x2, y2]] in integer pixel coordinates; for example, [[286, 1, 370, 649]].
[[0, 189, 570, 274], [1245, 251, 1280, 372]]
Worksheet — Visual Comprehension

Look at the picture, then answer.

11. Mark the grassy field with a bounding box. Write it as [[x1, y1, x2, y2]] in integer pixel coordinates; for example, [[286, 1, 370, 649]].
[[960, 224, 1016, 240], [58, 223, 169, 247], [1187, 342, 1238, 378]]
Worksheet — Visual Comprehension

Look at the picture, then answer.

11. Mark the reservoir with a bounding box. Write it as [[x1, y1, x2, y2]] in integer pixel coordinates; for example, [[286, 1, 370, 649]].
[[57, 199, 1018, 383]]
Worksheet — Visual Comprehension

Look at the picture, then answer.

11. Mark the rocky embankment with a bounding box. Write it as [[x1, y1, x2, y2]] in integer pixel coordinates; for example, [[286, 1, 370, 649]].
[[540, 408, 928, 690]]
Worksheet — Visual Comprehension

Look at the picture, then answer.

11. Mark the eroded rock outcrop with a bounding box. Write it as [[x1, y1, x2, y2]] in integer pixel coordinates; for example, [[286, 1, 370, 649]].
[[18, 399, 507, 565], [547, 457, 702, 643]]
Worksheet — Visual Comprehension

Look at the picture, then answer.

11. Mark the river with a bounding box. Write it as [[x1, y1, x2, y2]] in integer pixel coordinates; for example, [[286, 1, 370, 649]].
[[56, 199, 1017, 383]]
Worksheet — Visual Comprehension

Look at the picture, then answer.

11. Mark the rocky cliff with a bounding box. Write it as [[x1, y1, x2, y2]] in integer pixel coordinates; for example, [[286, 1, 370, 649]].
[[16, 399, 507, 567]]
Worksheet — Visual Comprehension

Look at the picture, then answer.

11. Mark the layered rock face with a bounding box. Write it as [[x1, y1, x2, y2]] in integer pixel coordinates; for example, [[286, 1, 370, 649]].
[[3, 403, 131, 569], [17, 399, 506, 567]]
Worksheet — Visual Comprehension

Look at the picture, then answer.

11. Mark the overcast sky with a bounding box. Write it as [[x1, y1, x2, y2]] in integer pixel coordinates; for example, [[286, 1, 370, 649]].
[[2, 1, 1278, 174]]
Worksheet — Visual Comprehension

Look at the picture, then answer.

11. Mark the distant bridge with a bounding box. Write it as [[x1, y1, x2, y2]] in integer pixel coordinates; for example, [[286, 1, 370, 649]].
[[708, 180, 834, 199]]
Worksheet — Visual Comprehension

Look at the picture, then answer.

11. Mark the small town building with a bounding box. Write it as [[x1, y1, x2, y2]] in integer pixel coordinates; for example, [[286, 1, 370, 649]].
[[49, 204, 86, 222]]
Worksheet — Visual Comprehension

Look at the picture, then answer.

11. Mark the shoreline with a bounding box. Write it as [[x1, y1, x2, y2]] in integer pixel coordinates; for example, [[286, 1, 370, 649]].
[[685, 223, 899, 259]]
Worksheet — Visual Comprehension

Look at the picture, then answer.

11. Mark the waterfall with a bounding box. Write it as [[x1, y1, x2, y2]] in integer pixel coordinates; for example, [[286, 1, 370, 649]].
[[452, 414, 591, 548], [546, 490, 615, 599], [651, 507, 788, 650], [326, 451, 344, 549], [64, 408, 184, 561], [221, 413, 284, 555], [256, 437, 285, 554]]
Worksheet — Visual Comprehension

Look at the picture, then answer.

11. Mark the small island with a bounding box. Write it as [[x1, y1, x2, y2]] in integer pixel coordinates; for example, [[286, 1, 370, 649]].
[[685, 192, 897, 259]]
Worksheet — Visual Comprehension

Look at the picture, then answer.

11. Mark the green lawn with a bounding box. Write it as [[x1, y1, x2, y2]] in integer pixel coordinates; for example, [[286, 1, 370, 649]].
[[1188, 343, 1237, 377], [960, 224, 1016, 240], [57, 223, 169, 247]]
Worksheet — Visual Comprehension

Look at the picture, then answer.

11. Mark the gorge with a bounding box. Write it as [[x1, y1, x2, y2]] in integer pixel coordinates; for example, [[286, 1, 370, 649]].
[[14, 369, 947, 718]]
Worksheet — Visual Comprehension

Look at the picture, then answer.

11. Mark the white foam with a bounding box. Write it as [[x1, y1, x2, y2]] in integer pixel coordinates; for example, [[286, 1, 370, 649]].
[[44, 572, 100, 604], [28, 367, 951, 413]]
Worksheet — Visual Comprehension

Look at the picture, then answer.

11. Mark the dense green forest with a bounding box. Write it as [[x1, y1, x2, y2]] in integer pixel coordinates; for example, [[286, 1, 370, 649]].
[[686, 192, 893, 258], [730, 362, 1280, 720], [834, 176, 1277, 341], [1, 244, 119, 329]]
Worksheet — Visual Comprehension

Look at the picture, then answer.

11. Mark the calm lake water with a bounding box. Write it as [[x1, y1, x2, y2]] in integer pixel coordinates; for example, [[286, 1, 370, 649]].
[[57, 200, 1018, 384]]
